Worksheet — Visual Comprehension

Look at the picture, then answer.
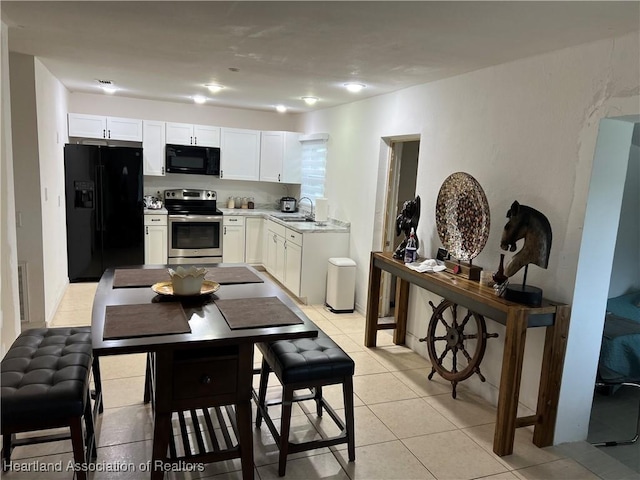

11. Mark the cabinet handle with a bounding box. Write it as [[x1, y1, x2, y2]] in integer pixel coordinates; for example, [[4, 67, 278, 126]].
[[151, 218, 160, 222], [162, 166, 165, 175], [145, 226, 148, 234], [190, 136, 193, 144], [194, 136, 197, 144], [108, 129, 111, 138], [102, 129, 106, 138], [224, 226, 227, 235], [278, 174, 281, 182], [220, 170, 223, 179], [200, 375, 212, 385]]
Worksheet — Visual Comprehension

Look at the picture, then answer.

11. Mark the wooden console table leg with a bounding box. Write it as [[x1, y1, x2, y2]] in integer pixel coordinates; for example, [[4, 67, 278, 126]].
[[493, 309, 528, 456], [365, 253, 382, 347], [533, 305, 571, 447], [393, 278, 409, 345]]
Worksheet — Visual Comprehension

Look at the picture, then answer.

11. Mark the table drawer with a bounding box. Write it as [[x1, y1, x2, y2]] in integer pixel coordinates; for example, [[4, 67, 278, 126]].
[[172, 355, 238, 400]]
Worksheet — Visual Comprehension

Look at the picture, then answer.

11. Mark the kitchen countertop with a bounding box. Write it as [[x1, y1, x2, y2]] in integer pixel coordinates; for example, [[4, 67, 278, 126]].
[[219, 208, 350, 234], [144, 207, 168, 214]]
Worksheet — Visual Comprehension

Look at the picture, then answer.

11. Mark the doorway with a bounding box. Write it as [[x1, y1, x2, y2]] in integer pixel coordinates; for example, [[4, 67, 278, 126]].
[[380, 139, 420, 317]]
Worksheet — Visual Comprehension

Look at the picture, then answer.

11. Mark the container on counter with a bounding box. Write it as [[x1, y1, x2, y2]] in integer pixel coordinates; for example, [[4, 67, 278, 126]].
[[248, 197, 255, 209], [227, 196, 235, 209], [235, 197, 242, 208], [241, 197, 249, 209]]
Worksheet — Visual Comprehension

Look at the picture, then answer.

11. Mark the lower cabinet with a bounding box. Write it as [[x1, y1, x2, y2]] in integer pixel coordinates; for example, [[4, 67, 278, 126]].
[[264, 219, 349, 304], [223, 216, 245, 263], [144, 214, 168, 264], [244, 217, 264, 264]]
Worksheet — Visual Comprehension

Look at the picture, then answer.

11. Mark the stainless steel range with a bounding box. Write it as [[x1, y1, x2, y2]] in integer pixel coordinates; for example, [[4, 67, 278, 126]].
[[165, 189, 223, 264]]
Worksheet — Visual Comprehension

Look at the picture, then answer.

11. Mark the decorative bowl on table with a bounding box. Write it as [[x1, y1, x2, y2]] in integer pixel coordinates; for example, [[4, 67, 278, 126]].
[[168, 266, 207, 295]]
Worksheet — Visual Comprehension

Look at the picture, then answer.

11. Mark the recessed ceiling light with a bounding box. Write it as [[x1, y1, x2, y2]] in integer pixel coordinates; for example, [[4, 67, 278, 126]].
[[205, 84, 224, 93], [344, 82, 366, 93], [301, 96, 318, 106], [275, 105, 287, 113], [193, 95, 207, 104]]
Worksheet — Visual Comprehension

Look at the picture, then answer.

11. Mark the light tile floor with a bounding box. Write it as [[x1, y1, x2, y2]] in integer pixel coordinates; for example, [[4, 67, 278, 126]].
[[4, 282, 639, 480]]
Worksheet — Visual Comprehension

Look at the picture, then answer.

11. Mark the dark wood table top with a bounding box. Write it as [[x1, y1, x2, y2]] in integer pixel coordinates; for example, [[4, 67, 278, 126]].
[[91, 264, 319, 356]]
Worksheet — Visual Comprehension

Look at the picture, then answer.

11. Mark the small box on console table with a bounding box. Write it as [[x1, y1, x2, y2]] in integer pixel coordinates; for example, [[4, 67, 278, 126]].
[[444, 259, 482, 281]]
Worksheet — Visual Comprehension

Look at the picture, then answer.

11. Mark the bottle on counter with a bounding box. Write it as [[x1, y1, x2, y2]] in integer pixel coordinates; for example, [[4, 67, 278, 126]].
[[235, 196, 242, 209], [248, 197, 255, 209], [241, 197, 249, 209], [404, 227, 417, 264], [227, 196, 235, 209]]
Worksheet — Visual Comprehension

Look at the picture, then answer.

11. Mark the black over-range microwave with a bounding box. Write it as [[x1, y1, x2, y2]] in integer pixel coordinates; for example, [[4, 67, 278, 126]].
[[165, 144, 220, 176]]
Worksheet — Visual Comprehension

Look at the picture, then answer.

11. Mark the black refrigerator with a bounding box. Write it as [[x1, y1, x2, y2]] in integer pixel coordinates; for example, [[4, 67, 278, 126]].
[[64, 144, 144, 282]]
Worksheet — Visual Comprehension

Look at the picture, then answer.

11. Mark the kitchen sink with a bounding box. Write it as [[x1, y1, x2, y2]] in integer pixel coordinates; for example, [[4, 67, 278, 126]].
[[276, 216, 315, 222]]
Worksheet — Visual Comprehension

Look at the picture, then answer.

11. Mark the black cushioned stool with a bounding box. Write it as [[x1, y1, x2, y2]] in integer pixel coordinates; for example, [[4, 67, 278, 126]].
[[254, 332, 355, 476], [1, 327, 101, 480]]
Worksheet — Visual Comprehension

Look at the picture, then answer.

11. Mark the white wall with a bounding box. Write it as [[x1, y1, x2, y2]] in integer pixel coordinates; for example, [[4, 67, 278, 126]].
[[34, 59, 70, 320], [69, 93, 300, 131], [608, 137, 640, 298], [9, 52, 45, 327], [299, 32, 640, 444], [0, 21, 21, 356]]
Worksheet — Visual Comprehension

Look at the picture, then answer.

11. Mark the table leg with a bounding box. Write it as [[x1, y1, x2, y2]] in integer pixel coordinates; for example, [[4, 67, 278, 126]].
[[493, 309, 528, 456], [365, 253, 382, 347], [393, 278, 409, 345], [151, 412, 171, 480], [533, 305, 571, 447], [237, 344, 255, 480]]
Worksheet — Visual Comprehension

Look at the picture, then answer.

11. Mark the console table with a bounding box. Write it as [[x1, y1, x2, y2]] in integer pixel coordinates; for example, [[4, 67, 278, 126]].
[[364, 251, 570, 456]]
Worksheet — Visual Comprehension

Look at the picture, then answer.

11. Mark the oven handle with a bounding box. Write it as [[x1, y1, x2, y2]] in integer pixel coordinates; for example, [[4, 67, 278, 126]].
[[168, 215, 223, 221]]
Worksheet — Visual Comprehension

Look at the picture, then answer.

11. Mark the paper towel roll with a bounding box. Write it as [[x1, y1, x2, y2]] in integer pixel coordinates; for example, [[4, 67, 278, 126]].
[[315, 198, 328, 222]]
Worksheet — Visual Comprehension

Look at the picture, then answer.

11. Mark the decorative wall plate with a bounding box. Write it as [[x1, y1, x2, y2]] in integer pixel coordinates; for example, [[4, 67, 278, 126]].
[[435, 172, 490, 261]]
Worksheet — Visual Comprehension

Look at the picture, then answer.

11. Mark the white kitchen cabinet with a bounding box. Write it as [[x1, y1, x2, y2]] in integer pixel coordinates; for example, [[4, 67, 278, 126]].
[[68, 113, 143, 142], [222, 216, 245, 263], [166, 122, 220, 147], [142, 120, 166, 176], [144, 214, 168, 265], [244, 217, 263, 264], [263, 218, 350, 304], [259, 131, 302, 183], [220, 128, 261, 181], [283, 234, 302, 295]]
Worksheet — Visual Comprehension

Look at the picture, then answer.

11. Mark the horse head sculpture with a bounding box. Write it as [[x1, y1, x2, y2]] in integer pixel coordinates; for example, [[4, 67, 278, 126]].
[[500, 201, 552, 277], [393, 196, 421, 259]]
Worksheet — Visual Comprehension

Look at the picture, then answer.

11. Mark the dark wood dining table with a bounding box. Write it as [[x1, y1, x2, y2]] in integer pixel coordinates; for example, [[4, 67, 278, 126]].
[[91, 264, 319, 480]]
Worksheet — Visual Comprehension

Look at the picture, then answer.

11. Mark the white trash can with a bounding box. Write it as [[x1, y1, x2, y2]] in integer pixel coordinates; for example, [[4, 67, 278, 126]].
[[326, 257, 356, 313]]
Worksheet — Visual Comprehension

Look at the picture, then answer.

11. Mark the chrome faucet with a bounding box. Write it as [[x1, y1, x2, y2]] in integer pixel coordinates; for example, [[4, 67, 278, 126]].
[[297, 197, 314, 220]]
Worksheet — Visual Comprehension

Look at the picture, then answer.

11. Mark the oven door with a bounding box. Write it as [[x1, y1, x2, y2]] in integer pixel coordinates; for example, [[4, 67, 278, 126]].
[[168, 214, 223, 260]]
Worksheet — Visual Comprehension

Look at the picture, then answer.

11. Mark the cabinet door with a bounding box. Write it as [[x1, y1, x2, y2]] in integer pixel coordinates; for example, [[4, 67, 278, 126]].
[[259, 131, 284, 182], [223, 224, 246, 263], [245, 217, 263, 264], [284, 240, 302, 295], [220, 128, 261, 181], [274, 234, 286, 283], [142, 120, 166, 176], [68, 113, 106, 139], [193, 125, 221, 147], [166, 122, 194, 145], [106, 117, 143, 142], [265, 230, 277, 274], [144, 225, 168, 264]]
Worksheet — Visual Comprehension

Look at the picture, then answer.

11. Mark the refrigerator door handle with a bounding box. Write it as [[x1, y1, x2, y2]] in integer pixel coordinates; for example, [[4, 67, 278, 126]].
[[97, 165, 106, 232]]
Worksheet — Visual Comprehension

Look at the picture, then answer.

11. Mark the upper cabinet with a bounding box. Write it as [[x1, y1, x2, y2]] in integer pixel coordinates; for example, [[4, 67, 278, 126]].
[[220, 128, 261, 181], [142, 120, 166, 176], [259, 131, 302, 184], [165, 122, 220, 147], [68, 114, 143, 142]]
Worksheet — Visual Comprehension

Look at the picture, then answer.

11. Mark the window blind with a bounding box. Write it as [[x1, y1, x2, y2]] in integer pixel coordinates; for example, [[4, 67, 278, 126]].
[[299, 135, 328, 203]]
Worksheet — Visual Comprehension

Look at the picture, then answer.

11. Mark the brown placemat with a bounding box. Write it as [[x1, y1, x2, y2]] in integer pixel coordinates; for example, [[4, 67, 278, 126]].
[[205, 267, 264, 285], [113, 268, 170, 288], [103, 303, 191, 340], [215, 296, 303, 330], [113, 266, 263, 288]]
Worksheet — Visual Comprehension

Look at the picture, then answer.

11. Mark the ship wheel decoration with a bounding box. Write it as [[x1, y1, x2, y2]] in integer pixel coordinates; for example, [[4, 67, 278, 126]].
[[419, 299, 498, 398]]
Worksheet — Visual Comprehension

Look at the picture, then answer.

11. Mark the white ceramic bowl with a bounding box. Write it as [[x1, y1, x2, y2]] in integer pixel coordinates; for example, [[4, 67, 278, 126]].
[[168, 266, 206, 295]]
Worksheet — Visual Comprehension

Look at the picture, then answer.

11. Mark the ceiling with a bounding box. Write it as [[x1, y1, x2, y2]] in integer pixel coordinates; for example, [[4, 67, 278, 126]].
[[2, 1, 639, 113]]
